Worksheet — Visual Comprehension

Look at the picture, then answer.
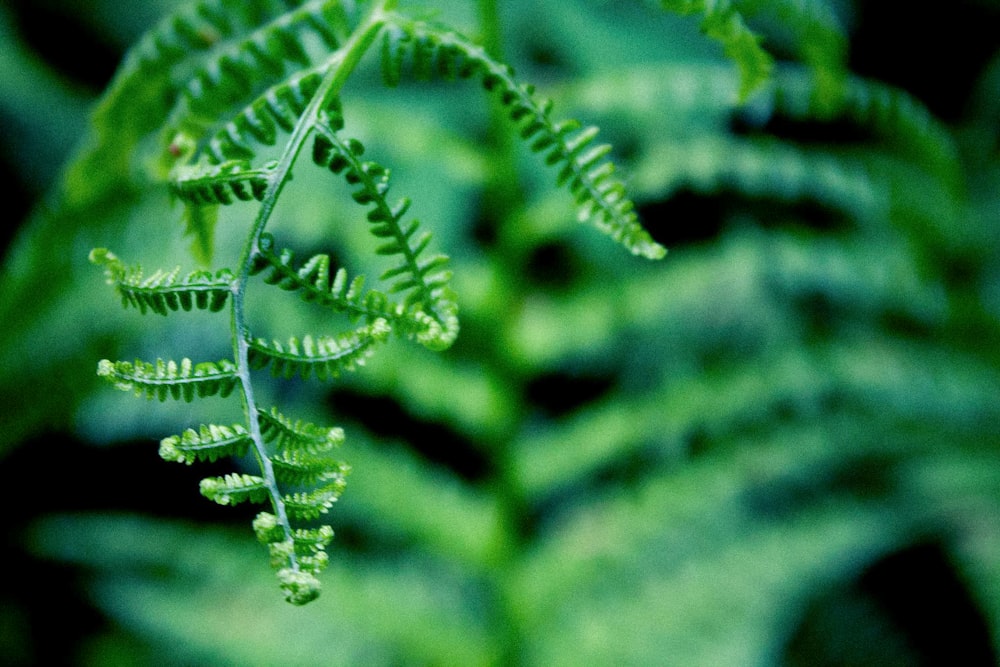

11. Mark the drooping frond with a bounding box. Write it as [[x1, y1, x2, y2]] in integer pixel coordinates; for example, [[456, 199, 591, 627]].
[[80, 0, 670, 609], [657, 0, 773, 101], [257, 406, 345, 455], [159, 423, 252, 465], [250, 233, 409, 328], [97, 358, 239, 401], [90, 248, 233, 315], [282, 479, 347, 521], [246, 321, 391, 380], [253, 511, 335, 553], [311, 119, 460, 349], [62, 0, 300, 205], [735, 0, 848, 111], [200, 472, 270, 506], [270, 449, 350, 487], [201, 71, 344, 163], [170, 159, 273, 205], [380, 16, 666, 261]]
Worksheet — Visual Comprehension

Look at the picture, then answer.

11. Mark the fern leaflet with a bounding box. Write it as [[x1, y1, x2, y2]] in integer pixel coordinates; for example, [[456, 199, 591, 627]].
[[159, 423, 252, 465], [90, 248, 233, 315], [658, 0, 773, 100], [380, 16, 667, 260]]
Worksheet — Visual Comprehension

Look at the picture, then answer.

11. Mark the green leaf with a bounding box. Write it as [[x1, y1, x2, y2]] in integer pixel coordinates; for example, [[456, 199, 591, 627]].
[[659, 0, 773, 100]]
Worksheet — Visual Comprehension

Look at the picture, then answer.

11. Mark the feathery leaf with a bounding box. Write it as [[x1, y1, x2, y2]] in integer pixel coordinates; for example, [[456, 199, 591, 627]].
[[97, 358, 239, 402], [90, 248, 234, 315]]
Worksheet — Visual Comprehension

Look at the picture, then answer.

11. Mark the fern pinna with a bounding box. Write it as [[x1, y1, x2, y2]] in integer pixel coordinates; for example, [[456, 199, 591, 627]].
[[91, 0, 662, 604]]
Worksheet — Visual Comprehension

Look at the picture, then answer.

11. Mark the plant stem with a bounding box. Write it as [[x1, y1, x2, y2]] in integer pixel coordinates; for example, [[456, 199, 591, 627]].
[[476, 4, 532, 664], [229, 0, 393, 573], [478, 0, 521, 230]]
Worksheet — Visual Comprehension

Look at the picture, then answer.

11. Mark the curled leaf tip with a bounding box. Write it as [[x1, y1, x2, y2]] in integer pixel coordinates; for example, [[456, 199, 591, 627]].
[[278, 568, 322, 605]]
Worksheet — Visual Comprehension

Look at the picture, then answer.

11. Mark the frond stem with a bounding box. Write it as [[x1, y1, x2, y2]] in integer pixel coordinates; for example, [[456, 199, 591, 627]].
[[229, 0, 394, 574]]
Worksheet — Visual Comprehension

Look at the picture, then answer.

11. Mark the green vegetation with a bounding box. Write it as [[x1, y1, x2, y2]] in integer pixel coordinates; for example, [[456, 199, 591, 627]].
[[1, 0, 998, 663]]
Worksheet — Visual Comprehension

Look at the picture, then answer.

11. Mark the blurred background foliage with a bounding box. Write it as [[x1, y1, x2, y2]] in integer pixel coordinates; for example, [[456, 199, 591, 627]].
[[1, 0, 1000, 664]]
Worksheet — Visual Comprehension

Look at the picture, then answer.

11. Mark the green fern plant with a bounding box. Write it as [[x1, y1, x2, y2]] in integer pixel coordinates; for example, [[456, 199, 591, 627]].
[[7, 0, 1000, 663], [89, 0, 663, 604]]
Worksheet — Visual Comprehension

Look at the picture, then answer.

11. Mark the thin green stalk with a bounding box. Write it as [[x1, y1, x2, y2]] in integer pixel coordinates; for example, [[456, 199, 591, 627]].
[[228, 0, 395, 574], [476, 4, 532, 664], [478, 0, 522, 231]]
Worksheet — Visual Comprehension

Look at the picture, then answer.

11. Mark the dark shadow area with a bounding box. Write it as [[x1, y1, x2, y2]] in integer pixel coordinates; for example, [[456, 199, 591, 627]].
[[327, 388, 494, 482], [524, 369, 616, 418], [523, 241, 584, 292], [848, 1, 1000, 122], [0, 432, 246, 665], [638, 190, 851, 249], [783, 541, 998, 666], [7, 2, 121, 93], [731, 109, 877, 147]]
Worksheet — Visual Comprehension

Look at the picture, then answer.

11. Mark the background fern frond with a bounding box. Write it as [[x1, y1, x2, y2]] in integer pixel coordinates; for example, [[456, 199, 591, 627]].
[[163, 1, 356, 163], [90, 248, 234, 315], [755, 68, 961, 187], [657, 0, 773, 100], [740, 0, 848, 110]]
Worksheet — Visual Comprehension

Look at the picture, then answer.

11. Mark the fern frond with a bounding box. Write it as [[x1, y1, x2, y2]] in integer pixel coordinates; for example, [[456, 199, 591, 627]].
[[250, 233, 394, 319], [170, 159, 273, 205], [201, 71, 345, 163], [180, 1, 348, 106], [252, 513, 335, 603], [200, 472, 270, 506], [159, 423, 252, 464], [257, 406, 345, 455], [247, 321, 391, 380], [253, 511, 335, 548], [270, 449, 349, 486], [97, 358, 239, 401], [132, 1, 309, 71], [380, 17, 666, 260], [282, 478, 347, 521], [658, 0, 773, 101], [64, 0, 281, 201], [165, 1, 356, 158], [312, 119, 461, 348], [736, 0, 848, 111], [90, 248, 233, 315]]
